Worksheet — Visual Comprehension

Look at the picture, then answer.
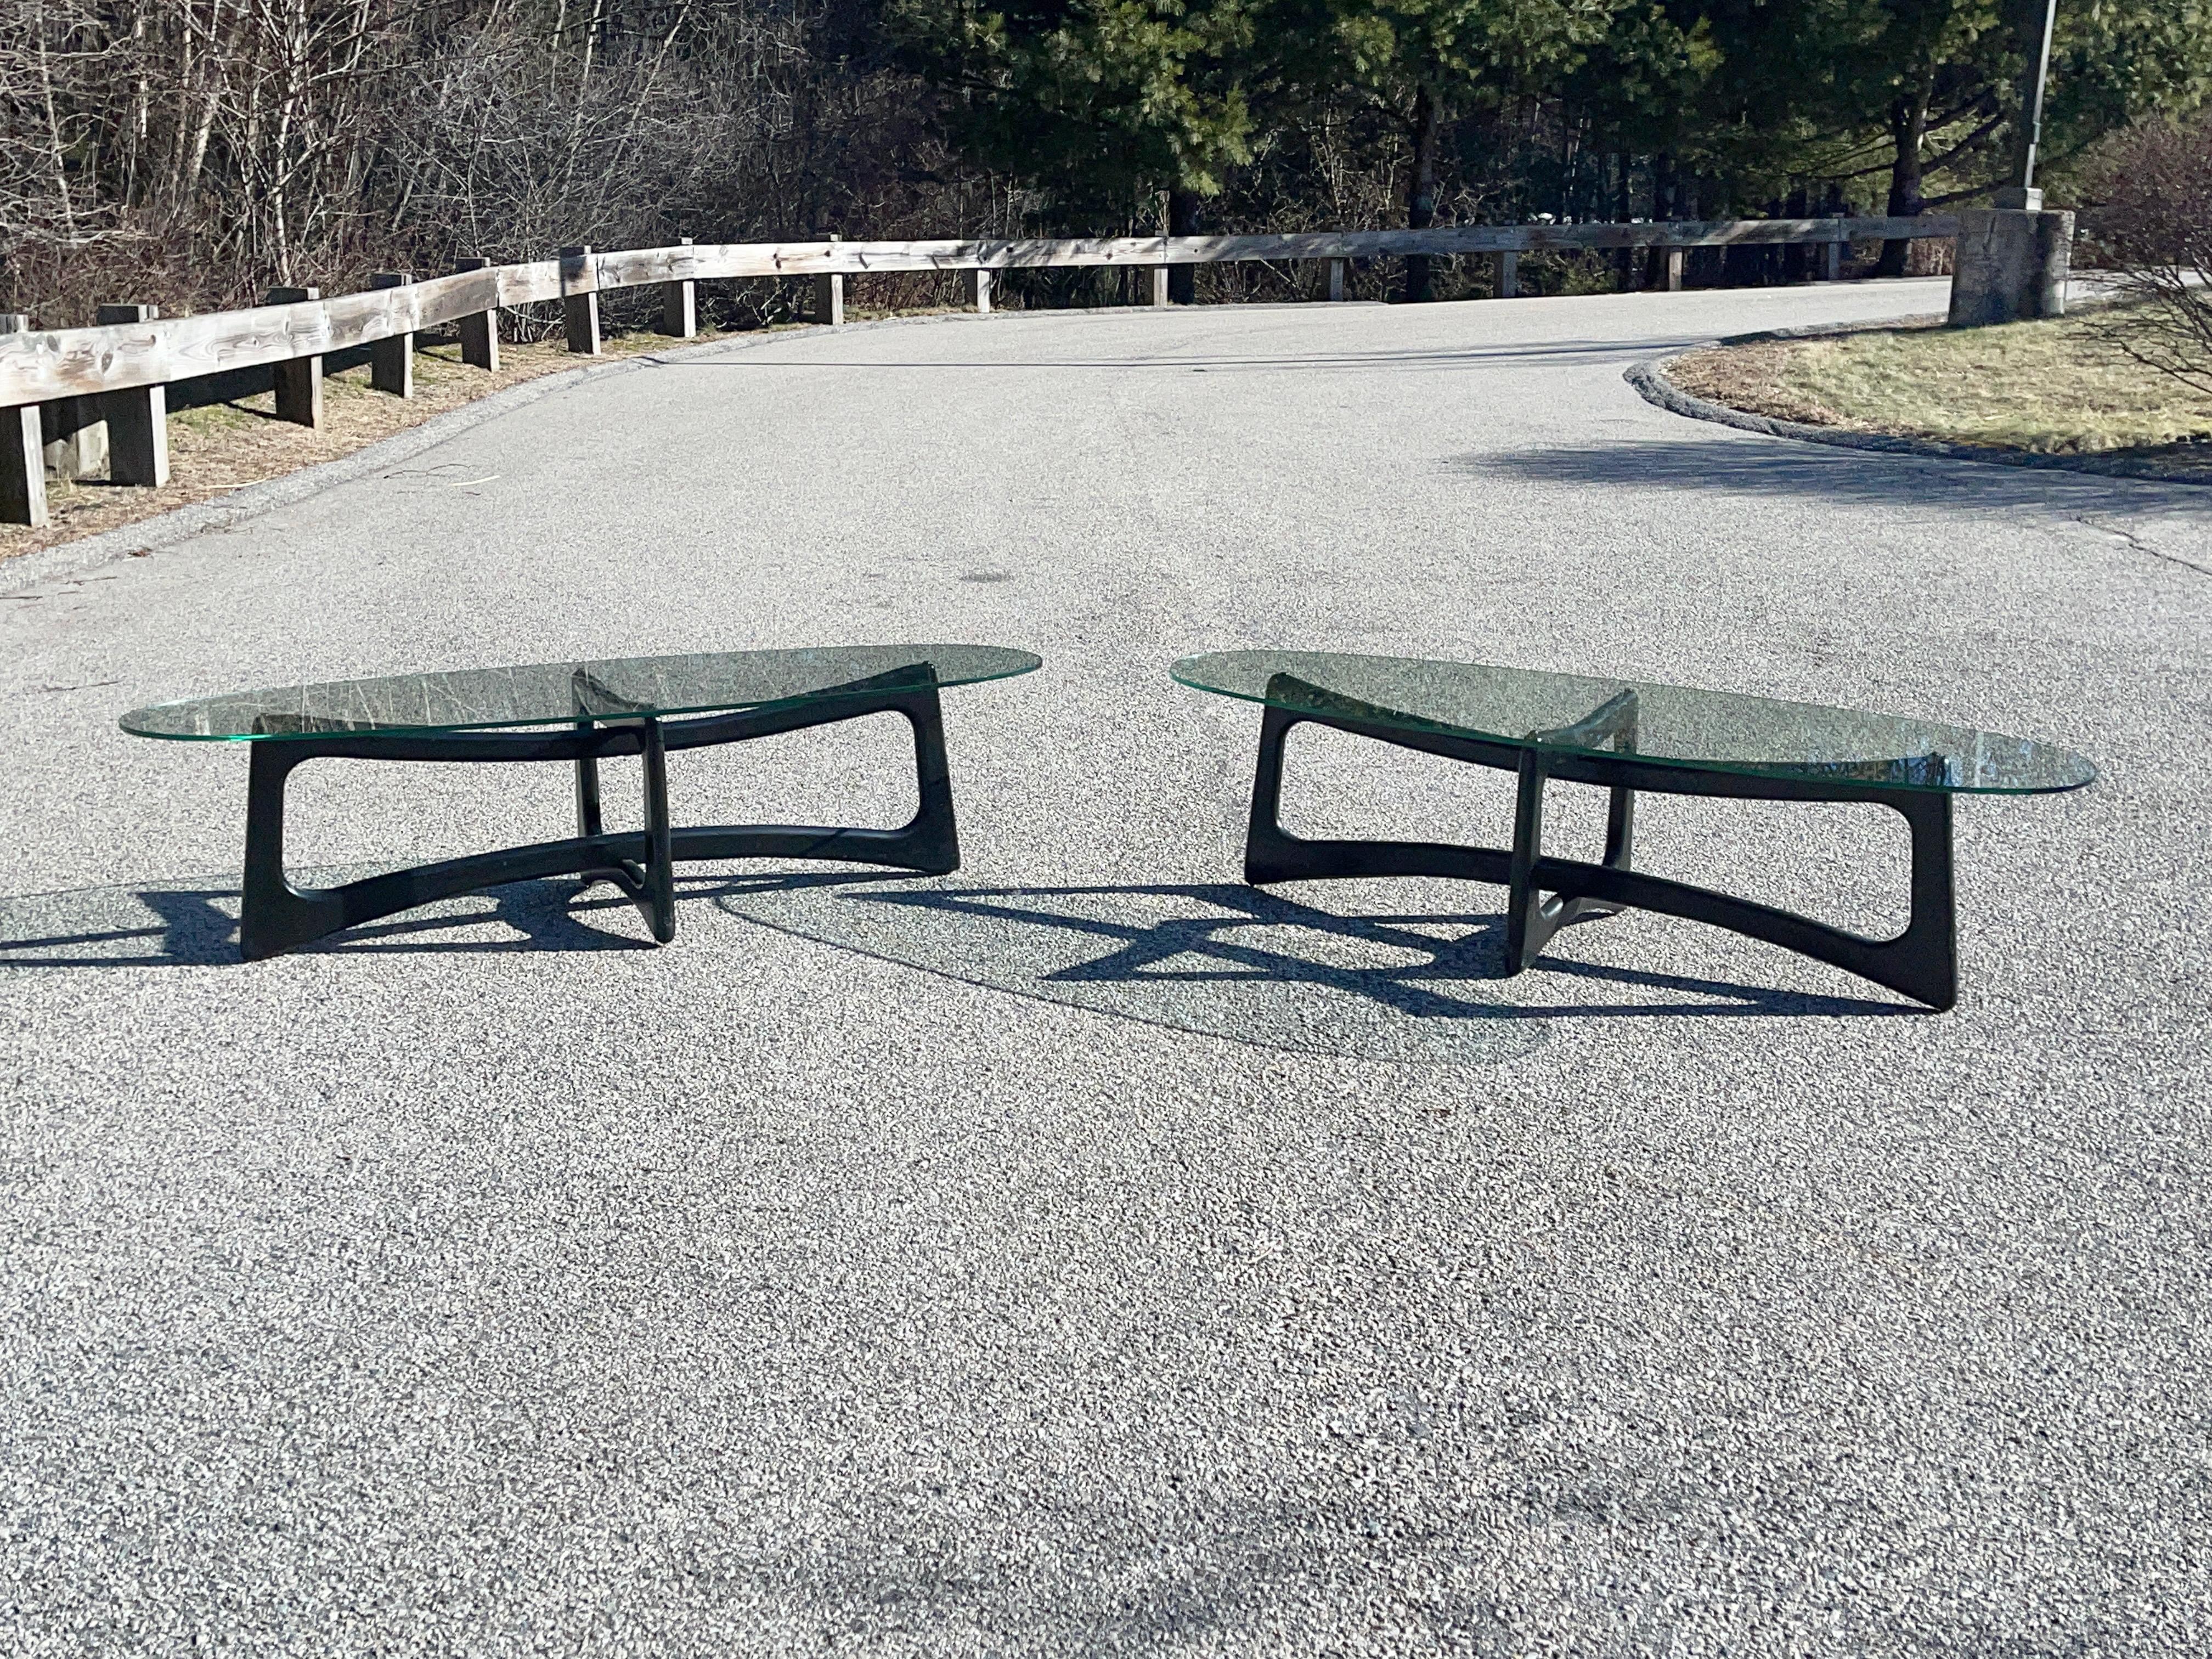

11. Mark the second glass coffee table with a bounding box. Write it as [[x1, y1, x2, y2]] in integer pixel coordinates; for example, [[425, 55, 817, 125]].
[[1173, 651, 2095, 1009], [122, 644, 1041, 960]]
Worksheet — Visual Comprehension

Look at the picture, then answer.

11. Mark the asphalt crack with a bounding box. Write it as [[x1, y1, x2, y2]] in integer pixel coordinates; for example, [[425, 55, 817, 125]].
[[2074, 512, 2212, 577]]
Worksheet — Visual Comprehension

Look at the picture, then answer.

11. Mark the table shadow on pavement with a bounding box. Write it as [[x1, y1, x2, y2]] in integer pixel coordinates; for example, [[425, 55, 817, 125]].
[[1460, 437, 2210, 514], [0, 873, 655, 970], [710, 873, 1908, 1060], [0, 871, 1906, 1059]]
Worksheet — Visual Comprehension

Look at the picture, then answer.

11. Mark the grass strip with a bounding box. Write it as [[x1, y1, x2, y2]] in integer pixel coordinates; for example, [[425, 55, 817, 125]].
[[1667, 309, 2212, 470]]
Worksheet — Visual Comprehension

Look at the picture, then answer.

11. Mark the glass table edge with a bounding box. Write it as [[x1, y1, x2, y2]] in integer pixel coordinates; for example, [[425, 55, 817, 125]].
[[1167, 663, 2098, 798], [120, 650, 1045, 743]]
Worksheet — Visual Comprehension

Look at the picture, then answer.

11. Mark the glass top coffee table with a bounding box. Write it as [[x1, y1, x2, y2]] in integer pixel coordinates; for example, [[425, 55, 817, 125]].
[[1173, 651, 2096, 1009], [122, 645, 1041, 960]]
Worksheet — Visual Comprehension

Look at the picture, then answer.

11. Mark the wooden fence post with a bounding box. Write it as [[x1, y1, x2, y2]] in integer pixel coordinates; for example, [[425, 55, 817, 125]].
[[369, 272, 414, 396], [2, 401, 41, 526], [265, 287, 324, 427], [969, 269, 992, 315], [1496, 252, 1519, 298], [1327, 259, 1347, 301], [1151, 266, 1171, 307], [1665, 249, 1685, 292], [95, 304, 168, 488], [453, 257, 500, 370], [8, 309, 105, 495], [561, 246, 602, 354], [660, 236, 697, 338], [40, 394, 107, 483], [813, 234, 844, 326], [1823, 223, 1845, 281], [1, 314, 45, 528]]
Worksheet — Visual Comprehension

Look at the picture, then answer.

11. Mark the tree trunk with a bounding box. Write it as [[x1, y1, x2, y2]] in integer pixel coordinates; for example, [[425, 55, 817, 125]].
[[1877, 80, 1932, 277], [1166, 186, 1200, 304], [1619, 153, 1637, 290], [1645, 151, 1677, 287], [35, 16, 76, 240], [1402, 82, 1440, 302]]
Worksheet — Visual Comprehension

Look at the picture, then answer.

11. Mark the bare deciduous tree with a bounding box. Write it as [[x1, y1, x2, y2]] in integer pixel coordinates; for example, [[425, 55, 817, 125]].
[[2084, 114, 2212, 394], [0, 0, 1014, 325]]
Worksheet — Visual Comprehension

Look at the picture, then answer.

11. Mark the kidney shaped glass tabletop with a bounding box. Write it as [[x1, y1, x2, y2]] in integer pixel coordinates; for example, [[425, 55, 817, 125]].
[[122, 644, 1043, 741], [1172, 651, 2094, 794]]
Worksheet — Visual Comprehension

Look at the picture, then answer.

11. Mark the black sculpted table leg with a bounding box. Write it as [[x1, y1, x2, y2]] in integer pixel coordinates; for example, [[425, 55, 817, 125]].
[[1506, 689, 1638, 970], [1504, 754, 1957, 1010], [659, 672, 961, 876], [1236, 678, 1958, 1009], [240, 719, 681, 961], [236, 667, 962, 961]]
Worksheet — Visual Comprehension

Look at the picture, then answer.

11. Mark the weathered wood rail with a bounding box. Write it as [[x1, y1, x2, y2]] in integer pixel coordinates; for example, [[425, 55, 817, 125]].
[[1, 215, 1959, 527]]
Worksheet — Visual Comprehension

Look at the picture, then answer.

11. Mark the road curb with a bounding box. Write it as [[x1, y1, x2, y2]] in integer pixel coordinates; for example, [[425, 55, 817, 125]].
[[1628, 346, 2211, 487]]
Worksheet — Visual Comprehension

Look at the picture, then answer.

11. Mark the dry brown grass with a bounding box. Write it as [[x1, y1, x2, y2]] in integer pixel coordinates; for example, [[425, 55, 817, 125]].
[[1667, 309, 2212, 477]]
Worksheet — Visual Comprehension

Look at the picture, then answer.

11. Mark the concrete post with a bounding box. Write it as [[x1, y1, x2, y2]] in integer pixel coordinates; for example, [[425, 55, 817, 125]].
[[1948, 208, 2073, 326], [453, 257, 500, 371], [1327, 259, 1347, 302], [659, 236, 697, 338], [95, 304, 168, 488], [266, 286, 324, 428], [1152, 266, 1171, 307], [561, 246, 601, 354], [1497, 252, 1519, 298], [369, 272, 415, 396], [1, 314, 45, 528], [969, 268, 992, 315], [813, 234, 844, 326]]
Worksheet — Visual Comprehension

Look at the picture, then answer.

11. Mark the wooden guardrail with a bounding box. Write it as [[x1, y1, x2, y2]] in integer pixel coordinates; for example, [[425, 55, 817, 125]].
[[1, 215, 1960, 527]]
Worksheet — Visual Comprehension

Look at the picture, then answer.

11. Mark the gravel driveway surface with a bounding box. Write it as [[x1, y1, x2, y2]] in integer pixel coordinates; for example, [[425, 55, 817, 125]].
[[4, 279, 2208, 1656]]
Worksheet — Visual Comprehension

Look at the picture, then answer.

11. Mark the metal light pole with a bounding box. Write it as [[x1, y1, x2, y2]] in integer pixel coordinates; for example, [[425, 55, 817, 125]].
[[1997, 0, 2060, 208]]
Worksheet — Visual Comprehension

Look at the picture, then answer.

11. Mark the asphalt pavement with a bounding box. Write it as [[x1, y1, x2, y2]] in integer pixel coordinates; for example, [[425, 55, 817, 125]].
[[3, 279, 2209, 1655]]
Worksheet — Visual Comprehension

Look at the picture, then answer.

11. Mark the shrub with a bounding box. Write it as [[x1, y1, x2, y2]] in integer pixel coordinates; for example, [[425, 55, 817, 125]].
[[2083, 114, 2212, 394]]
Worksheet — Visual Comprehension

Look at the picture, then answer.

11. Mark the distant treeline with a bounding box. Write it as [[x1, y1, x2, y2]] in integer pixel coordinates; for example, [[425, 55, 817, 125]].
[[4, 0, 2207, 323]]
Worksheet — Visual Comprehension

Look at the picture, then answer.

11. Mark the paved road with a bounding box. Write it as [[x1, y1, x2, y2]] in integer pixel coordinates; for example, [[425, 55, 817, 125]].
[[4, 281, 2209, 1656]]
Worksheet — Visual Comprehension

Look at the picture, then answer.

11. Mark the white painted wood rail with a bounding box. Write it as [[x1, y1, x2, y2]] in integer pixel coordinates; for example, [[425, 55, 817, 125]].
[[0, 215, 1960, 526]]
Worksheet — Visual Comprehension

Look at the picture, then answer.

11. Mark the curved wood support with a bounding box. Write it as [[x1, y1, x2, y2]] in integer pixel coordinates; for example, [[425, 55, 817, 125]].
[[1238, 694, 1958, 1011], [239, 672, 959, 961]]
